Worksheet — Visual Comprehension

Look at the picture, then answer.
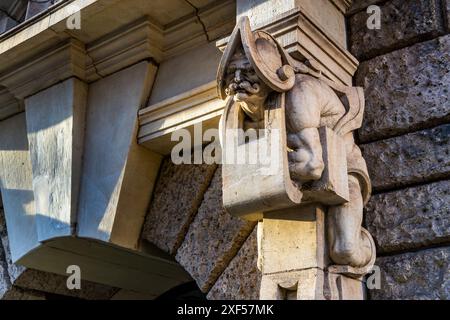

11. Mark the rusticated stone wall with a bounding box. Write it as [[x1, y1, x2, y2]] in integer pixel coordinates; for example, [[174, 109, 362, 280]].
[[349, 0, 450, 300], [141, 162, 258, 298]]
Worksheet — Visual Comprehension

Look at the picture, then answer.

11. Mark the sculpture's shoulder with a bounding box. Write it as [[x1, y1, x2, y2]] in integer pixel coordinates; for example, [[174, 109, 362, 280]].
[[291, 73, 337, 98]]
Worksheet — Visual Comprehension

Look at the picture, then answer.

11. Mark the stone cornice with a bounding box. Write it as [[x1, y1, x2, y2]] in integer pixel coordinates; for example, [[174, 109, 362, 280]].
[[0, 38, 86, 99], [330, 0, 352, 13], [0, 88, 22, 120], [86, 18, 163, 82], [163, 0, 235, 59]]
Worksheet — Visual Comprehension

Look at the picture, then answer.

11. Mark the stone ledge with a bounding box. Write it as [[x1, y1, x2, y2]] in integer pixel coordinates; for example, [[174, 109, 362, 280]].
[[356, 35, 450, 143], [361, 124, 450, 191], [370, 247, 450, 300], [365, 180, 450, 253], [349, 0, 445, 61]]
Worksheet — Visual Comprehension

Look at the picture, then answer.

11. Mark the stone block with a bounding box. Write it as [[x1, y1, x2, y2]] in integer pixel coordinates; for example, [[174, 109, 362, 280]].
[[366, 181, 450, 253], [142, 158, 217, 255], [350, 0, 445, 61], [356, 36, 450, 142], [175, 169, 256, 292], [207, 228, 260, 300], [370, 247, 450, 300], [361, 124, 450, 191]]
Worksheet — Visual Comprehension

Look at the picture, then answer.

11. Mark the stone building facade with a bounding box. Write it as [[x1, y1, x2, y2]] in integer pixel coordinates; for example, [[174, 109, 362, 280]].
[[0, 0, 449, 300]]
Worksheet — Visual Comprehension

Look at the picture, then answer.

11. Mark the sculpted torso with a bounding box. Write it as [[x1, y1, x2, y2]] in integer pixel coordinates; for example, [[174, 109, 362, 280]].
[[286, 74, 346, 182]]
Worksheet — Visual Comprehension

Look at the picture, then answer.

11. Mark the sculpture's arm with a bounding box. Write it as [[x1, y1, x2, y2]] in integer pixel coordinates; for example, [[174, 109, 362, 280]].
[[286, 75, 325, 182]]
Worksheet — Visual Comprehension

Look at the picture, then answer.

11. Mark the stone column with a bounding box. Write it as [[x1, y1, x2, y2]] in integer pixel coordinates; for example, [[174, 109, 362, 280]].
[[258, 205, 328, 299]]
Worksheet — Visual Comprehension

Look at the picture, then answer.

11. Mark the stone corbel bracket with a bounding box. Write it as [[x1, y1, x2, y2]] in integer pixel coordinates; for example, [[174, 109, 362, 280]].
[[0, 23, 190, 294]]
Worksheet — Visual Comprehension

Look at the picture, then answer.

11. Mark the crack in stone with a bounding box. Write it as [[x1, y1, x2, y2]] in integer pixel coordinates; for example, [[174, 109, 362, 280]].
[[183, 0, 211, 42]]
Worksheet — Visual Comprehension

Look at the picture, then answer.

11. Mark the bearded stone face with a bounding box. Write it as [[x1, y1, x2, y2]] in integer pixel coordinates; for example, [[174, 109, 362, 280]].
[[225, 48, 271, 122]]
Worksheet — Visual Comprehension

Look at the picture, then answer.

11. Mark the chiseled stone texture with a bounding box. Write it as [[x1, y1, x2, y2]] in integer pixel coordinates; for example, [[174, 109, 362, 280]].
[[447, 0, 450, 32], [176, 168, 256, 292], [370, 247, 450, 300], [350, 0, 445, 61], [0, 210, 118, 300], [356, 36, 450, 142], [0, 216, 10, 298], [142, 158, 217, 255], [207, 228, 260, 300], [348, 0, 384, 15], [361, 124, 450, 191], [366, 181, 450, 253], [1, 287, 46, 300]]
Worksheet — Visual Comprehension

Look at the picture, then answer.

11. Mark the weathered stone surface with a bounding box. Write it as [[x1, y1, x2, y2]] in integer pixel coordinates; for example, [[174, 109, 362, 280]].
[[142, 158, 217, 255], [0, 208, 23, 282], [0, 209, 118, 300], [361, 124, 450, 191], [356, 36, 450, 142], [2, 287, 46, 300], [447, 0, 450, 32], [370, 247, 450, 300], [348, 0, 384, 15], [207, 228, 260, 300], [350, 0, 445, 61], [366, 181, 450, 253], [0, 216, 11, 298], [175, 168, 256, 292]]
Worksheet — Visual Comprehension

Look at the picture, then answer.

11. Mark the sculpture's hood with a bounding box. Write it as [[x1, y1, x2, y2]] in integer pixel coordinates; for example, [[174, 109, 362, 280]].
[[217, 16, 296, 100]]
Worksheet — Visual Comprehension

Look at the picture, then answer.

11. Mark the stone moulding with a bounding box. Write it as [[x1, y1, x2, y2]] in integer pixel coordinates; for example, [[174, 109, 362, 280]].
[[330, 0, 352, 13], [0, 88, 22, 121], [163, 0, 236, 59], [218, 7, 359, 85], [85, 18, 164, 82], [0, 39, 86, 100], [138, 81, 225, 155]]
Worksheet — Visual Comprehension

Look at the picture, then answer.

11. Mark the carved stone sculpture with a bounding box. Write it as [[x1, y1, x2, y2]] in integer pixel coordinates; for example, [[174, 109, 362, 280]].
[[217, 16, 376, 290]]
